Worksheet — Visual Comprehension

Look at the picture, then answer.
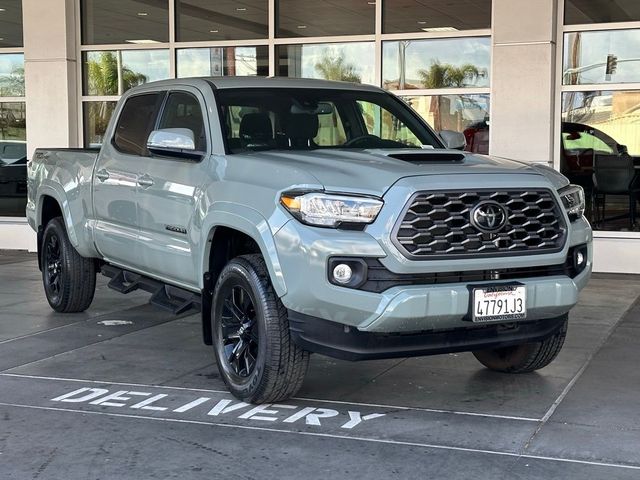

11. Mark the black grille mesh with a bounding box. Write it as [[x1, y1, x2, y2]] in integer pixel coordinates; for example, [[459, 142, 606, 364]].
[[394, 190, 566, 258]]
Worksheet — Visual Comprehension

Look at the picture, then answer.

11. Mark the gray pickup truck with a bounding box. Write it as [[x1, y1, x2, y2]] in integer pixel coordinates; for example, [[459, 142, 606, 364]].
[[28, 77, 592, 403]]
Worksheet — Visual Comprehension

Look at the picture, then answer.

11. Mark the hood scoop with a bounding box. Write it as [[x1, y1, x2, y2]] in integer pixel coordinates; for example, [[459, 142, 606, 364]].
[[386, 152, 466, 164]]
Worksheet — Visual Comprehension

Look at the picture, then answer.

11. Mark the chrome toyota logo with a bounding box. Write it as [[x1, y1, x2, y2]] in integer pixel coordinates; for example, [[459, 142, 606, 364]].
[[471, 201, 507, 233]]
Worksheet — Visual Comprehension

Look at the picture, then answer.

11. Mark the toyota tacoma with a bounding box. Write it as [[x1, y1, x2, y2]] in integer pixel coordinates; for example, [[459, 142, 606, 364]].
[[27, 77, 592, 403]]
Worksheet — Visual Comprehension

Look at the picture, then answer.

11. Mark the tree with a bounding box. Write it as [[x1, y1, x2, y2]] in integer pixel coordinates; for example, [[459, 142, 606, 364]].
[[315, 53, 361, 83], [418, 61, 486, 89], [86, 51, 148, 96], [0, 66, 25, 97]]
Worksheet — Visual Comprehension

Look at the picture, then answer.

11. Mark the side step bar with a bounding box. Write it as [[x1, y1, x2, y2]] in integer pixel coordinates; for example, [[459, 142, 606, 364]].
[[101, 265, 201, 315]]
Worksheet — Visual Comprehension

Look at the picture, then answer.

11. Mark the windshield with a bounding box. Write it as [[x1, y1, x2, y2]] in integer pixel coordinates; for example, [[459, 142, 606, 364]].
[[216, 88, 442, 153]]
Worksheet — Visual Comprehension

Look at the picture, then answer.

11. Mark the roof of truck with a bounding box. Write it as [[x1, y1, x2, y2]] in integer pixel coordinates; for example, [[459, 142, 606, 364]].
[[142, 76, 384, 92]]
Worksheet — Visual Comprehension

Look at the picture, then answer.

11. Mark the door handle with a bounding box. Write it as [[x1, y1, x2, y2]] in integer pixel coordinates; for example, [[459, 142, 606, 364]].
[[137, 175, 154, 188], [96, 169, 110, 182]]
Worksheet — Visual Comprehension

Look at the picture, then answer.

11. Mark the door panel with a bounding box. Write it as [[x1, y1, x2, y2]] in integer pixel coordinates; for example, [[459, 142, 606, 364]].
[[135, 89, 209, 287], [93, 92, 164, 268]]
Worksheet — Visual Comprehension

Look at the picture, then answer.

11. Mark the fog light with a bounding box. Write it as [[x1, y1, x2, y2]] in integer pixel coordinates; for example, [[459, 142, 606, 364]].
[[576, 251, 585, 266], [332, 264, 353, 284]]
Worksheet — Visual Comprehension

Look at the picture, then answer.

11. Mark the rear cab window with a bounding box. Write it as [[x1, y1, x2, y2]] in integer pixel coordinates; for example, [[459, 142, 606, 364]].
[[113, 93, 164, 156]]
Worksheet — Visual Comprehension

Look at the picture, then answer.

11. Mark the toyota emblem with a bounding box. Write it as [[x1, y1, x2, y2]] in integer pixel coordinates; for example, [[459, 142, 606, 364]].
[[471, 201, 507, 233]]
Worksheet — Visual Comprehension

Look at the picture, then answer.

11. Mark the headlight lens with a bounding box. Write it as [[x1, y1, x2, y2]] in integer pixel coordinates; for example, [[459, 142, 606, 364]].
[[559, 184, 585, 221], [280, 192, 383, 228]]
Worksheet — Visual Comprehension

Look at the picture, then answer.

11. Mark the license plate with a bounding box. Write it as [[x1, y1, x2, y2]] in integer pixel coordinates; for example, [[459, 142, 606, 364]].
[[472, 285, 526, 322]]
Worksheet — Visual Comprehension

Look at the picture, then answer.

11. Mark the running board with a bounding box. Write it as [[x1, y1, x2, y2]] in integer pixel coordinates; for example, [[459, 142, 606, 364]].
[[101, 265, 201, 315]]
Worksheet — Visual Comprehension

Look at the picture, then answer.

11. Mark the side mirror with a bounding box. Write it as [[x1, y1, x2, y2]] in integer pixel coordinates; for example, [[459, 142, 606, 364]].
[[439, 130, 466, 150], [617, 143, 629, 155], [147, 128, 201, 160]]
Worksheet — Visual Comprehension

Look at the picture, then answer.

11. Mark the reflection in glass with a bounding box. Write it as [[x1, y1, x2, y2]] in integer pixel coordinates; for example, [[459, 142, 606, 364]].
[[564, 30, 640, 85], [402, 94, 490, 152], [384, 0, 491, 34], [83, 101, 117, 147], [562, 90, 640, 231], [383, 38, 490, 89], [565, 0, 640, 25], [81, 0, 169, 45], [177, 47, 269, 78], [176, 0, 268, 41], [0, 102, 27, 217], [0, 54, 24, 97], [83, 50, 170, 96], [0, 1, 23, 47], [277, 43, 375, 85], [276, 0, 374, 37]]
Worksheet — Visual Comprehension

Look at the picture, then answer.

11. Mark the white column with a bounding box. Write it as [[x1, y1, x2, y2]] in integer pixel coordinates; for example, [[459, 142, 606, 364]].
[[489, 0, 558, 164], [23, 0, 79, 160]]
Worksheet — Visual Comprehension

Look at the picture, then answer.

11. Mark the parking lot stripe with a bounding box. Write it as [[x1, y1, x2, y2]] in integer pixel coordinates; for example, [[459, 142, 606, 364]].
[[0, 401, 638, 472], [0, 372, 540, 422]]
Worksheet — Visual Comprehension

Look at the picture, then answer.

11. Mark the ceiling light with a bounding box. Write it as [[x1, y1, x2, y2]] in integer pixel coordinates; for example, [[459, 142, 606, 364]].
[[236, 7, 247, 11], [210, 29, 219, 33], [137, 12, 148, 16], [417, 21, 427, 24], [0, 38, 4, 41], [421, 26, 458, 32], [0, 8, 5, 12], [367, 1, 375, 4], [125, 39, 161, 44], [297, 25, 307, 29]]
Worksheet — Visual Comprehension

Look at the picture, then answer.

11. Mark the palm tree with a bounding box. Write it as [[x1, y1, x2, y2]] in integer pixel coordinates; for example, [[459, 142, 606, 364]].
[[86, 51, 148, 96], [315, 53, 361, 83], [418, 61, 485, 89]]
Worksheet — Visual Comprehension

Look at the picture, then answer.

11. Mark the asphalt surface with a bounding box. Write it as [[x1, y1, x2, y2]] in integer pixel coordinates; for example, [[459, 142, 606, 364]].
[[1, 250, 639, 479]]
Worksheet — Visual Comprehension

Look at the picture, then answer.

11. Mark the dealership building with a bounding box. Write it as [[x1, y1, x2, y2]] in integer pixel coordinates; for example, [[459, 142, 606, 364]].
[[0, 0, 639, 272]]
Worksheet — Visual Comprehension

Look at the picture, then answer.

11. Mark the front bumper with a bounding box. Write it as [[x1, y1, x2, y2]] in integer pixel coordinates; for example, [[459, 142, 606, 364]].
[[274, 174, 593, 335], [289, 311, 568, 361]]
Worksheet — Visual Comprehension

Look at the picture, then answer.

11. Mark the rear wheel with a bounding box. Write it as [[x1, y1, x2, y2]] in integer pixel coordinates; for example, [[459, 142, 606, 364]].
[[472, 317, 568, 373], [41, 217, 96, 313], [211, 254, 309, 403]]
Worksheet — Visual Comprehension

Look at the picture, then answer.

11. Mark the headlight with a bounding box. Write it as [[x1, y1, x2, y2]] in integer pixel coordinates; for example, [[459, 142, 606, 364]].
[[559, 184, 585, 221], [280, 191, 383, 228]]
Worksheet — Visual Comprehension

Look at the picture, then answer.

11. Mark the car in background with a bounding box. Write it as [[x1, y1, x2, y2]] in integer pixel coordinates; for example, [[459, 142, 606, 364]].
[[0, 140, 28, 217]]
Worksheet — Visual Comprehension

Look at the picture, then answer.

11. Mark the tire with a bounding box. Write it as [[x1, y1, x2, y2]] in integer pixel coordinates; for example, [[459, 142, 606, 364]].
[[211, 254, 309, 404], [41, 217, 96, 313], [472, 318, 568, 373]]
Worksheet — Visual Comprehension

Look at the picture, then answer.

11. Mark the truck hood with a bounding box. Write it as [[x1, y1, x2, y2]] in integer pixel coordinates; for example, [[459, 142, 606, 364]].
[[253, 149, 563, 195]]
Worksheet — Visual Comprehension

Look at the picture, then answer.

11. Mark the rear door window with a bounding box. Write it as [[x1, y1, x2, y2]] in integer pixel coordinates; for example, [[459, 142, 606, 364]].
[[113, 93, 164, 156]]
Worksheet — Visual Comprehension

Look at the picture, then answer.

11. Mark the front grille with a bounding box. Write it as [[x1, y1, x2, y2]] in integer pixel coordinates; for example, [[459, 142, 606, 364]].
[[393, 189, 567, 259]]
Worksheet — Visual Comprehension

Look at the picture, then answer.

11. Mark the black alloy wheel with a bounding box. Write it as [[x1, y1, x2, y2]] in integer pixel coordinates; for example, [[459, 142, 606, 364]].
[[44, 232, 63, 302], [220, 285, 259, 378]]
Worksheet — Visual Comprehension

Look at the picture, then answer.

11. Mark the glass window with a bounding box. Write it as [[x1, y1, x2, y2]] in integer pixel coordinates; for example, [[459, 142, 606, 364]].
[[0, 102, 27, 217], [83, 101, 117, 147], [177, 47, 269, 78], [564, 30, 640, 85], [402, 94, 490, 152], [277, 42, 375, 85], [0, 54, 24, 97], [276, 0, 374, 37], [216, 88, 441, 153], [383, 37, 491, 90], [81, 0, 169, 45], [158, 92, 207, 151], [0, 1, 23, 47], [565, 0, 640, 25], [83, 50, 170, 96], [176, 0, 268, 42], [384, 0, 492, 34], [113, 93, 164, 156], [561, 90, 640, 232]]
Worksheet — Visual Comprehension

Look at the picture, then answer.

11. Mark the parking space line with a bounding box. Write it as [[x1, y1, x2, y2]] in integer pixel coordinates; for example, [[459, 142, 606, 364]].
[[0, 373, 541, 422], [0, 401, 638, 472]]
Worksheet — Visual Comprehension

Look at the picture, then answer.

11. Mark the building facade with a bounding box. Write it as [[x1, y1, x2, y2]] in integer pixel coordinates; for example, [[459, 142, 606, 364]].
[[1, 0, 639, 273]]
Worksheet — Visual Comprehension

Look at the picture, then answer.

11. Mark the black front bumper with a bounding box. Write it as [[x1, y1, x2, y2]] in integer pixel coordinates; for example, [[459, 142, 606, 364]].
[[288, 311, 568, 361]]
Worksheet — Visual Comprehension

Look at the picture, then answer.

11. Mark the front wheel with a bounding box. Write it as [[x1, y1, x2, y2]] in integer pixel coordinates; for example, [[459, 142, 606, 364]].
[[211, 254, 309, 403], [41, 217, 96, 313], [472, 318, 568, 373]]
